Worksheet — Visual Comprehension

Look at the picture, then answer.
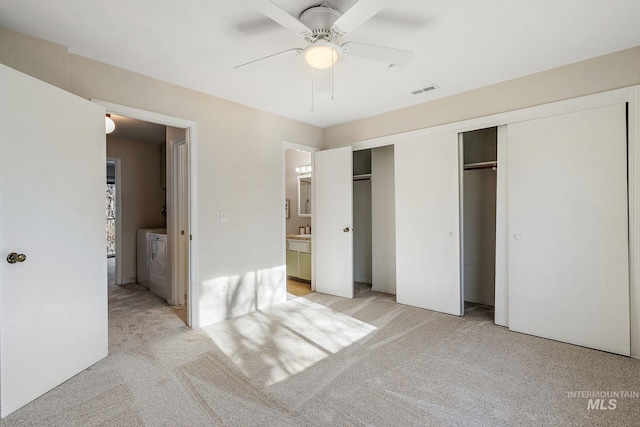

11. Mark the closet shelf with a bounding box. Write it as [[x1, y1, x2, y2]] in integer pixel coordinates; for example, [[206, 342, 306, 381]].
[[464, 161, 497, 170]]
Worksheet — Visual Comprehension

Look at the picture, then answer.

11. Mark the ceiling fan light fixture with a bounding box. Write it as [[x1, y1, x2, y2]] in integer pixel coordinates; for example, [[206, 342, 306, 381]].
[[304, 40, 340, 69]]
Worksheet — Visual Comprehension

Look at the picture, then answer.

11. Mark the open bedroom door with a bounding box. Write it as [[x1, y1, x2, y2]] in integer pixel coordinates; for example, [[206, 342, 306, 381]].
[[0, 64, 108, 417]]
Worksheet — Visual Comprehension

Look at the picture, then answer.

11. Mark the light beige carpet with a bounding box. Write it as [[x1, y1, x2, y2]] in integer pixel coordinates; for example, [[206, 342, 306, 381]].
[[1, 281, 639, 426]]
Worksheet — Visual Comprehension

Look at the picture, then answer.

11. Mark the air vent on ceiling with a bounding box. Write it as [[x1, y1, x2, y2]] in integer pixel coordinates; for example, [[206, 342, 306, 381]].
[[411, 85, 439, 95]]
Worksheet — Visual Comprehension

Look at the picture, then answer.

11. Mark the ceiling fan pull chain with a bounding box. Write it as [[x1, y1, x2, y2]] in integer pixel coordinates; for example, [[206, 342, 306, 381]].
[[331, 60, 334, 101], [311, 67, 315, 112]]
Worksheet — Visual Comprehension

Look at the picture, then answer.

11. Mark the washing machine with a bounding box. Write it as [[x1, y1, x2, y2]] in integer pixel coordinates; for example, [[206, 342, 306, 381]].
[[136, 228, 166, 288], [149, 232, 169, 301]]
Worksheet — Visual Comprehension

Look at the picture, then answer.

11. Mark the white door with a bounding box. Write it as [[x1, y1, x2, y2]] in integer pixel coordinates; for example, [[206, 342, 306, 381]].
[[507, 104, 629, 355], [177, 141, 189, 307], [168, 137, 189, 307], [315, 146, 354, 298], [0, 64, 108, 416], [395, 132, 462, 315]]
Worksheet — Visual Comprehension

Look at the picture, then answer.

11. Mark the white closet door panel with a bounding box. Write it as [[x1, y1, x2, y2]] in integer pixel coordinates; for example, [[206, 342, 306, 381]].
[[508, 104, 629, 355], [315, 146, 354, 298], [395, 132, 462, 315]]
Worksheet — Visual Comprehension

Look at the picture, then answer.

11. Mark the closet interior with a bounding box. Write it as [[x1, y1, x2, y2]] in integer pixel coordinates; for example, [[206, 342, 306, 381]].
[[353, 149, 372, 294], [461, 127, 498, 310], [353, 146, 396, 296]]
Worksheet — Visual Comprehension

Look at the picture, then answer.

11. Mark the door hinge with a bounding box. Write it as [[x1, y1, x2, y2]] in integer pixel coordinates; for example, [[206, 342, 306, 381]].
[[190, 235, 192, 241]]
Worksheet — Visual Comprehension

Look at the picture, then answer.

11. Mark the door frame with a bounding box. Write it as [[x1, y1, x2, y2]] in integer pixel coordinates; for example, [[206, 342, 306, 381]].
[[107, 157, 122, 285], [93, 99, 198, 327], [283, 141, 318, 290]]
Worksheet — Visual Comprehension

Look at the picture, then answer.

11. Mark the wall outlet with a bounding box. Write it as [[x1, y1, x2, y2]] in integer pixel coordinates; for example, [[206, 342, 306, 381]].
[[221, 283, 227, 294]]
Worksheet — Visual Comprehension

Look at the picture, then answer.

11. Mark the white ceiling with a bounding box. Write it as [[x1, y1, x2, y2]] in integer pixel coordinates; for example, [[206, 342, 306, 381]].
[[1, 0, 639, 128]]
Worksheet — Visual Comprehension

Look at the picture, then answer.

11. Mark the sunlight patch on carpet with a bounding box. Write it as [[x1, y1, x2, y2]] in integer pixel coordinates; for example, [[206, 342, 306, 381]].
[[199, 298, 377, 386]]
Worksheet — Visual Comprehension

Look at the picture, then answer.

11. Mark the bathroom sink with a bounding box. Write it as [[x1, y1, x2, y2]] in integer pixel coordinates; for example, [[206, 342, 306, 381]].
[[297, 234, 312, 238]]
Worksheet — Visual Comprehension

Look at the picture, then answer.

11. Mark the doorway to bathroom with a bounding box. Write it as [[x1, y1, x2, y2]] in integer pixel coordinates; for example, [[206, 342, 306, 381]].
[[284, 143, 317, 297]]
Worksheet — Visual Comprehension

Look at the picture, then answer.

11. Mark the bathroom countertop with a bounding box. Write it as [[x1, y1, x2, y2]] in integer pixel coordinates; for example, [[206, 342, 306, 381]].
[[286, 234, 312, 241]]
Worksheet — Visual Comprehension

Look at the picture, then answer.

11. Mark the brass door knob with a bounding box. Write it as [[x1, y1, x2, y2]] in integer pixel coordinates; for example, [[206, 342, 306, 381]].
[[7, 252, 26, 264], [343, 227, 350, 233]]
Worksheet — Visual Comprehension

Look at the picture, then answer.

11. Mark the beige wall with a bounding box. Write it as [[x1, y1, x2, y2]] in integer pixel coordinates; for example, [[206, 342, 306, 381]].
[[107, 137, 167, 283], [285, 149, 312, 234], [0, 27, 324, 327], [0, 29, 70, 92], [324, 46, 640, 146]]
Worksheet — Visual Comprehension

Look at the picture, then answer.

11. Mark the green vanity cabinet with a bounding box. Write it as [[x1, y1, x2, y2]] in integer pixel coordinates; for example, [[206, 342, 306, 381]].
[[298, 252, 311, 281], [286, 249, 299, 277], [286, 238, 311, 281]]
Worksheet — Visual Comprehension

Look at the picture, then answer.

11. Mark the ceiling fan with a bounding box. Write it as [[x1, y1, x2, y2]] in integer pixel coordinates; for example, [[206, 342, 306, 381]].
[[235, 0, 414, 72]]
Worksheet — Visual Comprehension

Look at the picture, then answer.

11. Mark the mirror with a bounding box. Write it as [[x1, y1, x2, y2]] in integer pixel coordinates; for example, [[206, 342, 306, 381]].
[[298, 174, 311, 216]]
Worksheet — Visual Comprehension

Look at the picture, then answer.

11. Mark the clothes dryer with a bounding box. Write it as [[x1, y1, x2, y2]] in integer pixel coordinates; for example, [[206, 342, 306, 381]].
[[136, 228, 166, 288], [149, 232, 169, 301]]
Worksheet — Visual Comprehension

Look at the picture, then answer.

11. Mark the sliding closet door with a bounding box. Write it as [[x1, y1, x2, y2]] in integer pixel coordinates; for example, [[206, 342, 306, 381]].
[[508, 104, 629, 355], [395, 132, 462, 316], [315, 146, 354, 298]]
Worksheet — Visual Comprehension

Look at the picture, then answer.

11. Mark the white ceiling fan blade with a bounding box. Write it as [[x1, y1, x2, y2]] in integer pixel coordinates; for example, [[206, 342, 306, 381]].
[[234, 48, 303, 72], [244, 0, 311, 34], [342, 42, 414, 66], [332, 0, 386, 35]]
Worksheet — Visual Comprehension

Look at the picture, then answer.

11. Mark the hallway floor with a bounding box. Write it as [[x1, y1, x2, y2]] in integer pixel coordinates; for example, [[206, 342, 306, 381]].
[[107, 256, 188, 324]]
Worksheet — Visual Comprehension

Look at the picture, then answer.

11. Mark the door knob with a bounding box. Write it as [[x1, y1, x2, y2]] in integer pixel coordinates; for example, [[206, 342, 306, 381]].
[[7, 252, 26, 264], [343, 227, 350, 233]]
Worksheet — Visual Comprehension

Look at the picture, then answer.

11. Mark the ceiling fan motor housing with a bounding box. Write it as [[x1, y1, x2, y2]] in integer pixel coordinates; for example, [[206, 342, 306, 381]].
[[234, 0, 414, 72], [299, 5, 342, 41]]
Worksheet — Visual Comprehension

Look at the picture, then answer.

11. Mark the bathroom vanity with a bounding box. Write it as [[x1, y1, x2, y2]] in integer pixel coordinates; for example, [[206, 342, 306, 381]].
[[286, 235, 311, 281]]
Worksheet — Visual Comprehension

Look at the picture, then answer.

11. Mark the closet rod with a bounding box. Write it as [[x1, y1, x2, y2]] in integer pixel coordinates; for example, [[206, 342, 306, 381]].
[[463, 161, 497, 171], [353, 173, 372, 181]]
